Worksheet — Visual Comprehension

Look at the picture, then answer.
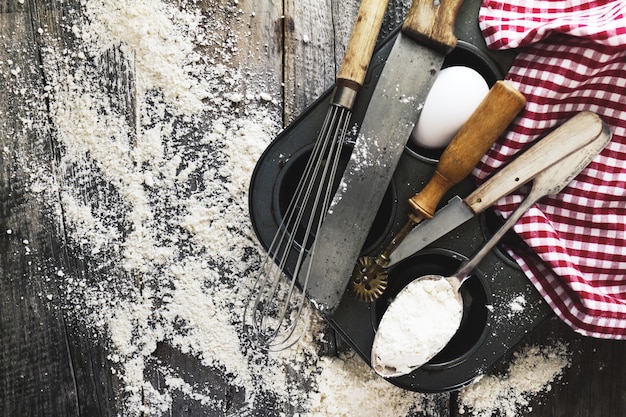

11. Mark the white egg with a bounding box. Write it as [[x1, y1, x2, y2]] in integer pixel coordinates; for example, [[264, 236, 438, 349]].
[[410, 66, 489, 149]]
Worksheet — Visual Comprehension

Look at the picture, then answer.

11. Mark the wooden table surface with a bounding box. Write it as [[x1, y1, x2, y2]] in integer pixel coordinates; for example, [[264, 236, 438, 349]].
[[1, 0, 624, 416]]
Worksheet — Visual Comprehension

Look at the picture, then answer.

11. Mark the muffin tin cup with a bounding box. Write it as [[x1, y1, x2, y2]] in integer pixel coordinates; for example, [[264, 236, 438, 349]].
[[371, 249, 492, 371], [270, 142, 397, 276]]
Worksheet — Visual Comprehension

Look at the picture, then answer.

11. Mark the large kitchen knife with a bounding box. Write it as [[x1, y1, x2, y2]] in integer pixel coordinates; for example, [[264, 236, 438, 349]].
[[304, 0, 466, 314], [388, 111, 611, 266]]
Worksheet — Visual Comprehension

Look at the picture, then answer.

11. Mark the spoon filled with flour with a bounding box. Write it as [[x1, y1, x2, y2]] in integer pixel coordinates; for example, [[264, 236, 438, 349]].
[[371, 179, 560, 378], [371, 118, 610, 378], [371, 276, 463, 377]]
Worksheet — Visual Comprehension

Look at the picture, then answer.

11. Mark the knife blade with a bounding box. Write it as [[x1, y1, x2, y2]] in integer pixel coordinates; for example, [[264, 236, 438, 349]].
[[303, 0, 465, 314], [388, 111, 610, 266]]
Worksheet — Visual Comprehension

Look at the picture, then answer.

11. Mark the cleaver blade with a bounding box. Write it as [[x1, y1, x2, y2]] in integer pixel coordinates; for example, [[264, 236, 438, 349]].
[[388, 111, 609, 266], [304, 0, 465, 314]]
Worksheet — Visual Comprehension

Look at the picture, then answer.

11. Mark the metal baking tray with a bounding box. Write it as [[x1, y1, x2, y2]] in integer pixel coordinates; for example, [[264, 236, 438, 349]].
[[249, 0, 553, 392]]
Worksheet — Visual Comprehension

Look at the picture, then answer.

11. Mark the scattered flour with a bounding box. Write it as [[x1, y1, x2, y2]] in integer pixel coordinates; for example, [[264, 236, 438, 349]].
[[458, 341, 571, 417], [508, 294, 527, 314], [372, 277, 463, 376], [309, 351, 438, 417], [7, 0, 436, 415]]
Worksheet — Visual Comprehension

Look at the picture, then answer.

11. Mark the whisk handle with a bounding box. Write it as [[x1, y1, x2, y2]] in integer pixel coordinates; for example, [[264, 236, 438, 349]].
[[336, 0, 389, 91], [408, 80, 525, 219]]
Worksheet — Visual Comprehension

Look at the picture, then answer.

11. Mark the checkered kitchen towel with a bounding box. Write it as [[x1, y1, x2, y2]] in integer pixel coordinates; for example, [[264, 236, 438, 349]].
[[475, 0, 626, 338]]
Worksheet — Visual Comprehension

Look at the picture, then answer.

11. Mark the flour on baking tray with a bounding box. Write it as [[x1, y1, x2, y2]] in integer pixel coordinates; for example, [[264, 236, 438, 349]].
[[14, 0, 570, 415]]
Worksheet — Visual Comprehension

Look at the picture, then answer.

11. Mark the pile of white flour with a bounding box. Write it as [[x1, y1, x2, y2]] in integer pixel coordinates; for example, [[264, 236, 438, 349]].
[[458, 342, 571, 416], [372, 278, 463, 376], [8, 0, 572, 415]]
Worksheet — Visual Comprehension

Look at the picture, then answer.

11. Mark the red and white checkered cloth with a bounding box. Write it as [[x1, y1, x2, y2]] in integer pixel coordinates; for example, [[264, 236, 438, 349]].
[[476, 0, 626, 339]]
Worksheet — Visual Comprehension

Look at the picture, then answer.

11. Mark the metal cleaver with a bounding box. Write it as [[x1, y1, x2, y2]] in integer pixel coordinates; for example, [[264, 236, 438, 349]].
[[388, 111, 611, 266], [305, 0, 466, 314]]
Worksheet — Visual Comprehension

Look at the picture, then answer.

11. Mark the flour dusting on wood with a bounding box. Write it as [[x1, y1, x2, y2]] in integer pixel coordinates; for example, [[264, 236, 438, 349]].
[[20, 0, 435, 415], [458, 341, 571, 417]]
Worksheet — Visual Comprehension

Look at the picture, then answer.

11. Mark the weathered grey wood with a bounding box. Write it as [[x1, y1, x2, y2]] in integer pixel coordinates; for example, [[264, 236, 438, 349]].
[[282, 0, 410, 123], [283, 0, 338, 122], [0, 0, 126, 415], [0, 2, 79, 416], [148, 342, 250, 416], [465, 315, 626, 417], [520, 317, 626, 417], [203, 0, 283, 106]]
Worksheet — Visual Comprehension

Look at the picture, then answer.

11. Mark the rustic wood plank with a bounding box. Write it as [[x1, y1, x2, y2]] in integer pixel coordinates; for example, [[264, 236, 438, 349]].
[[235, 0, 283, 87], [454, 315, 626, 417], [6, 0, 126, 415], [147, 342, 249, 416], [283, 0, 337, 122], [26, 0, 288, 415], [199, 0, 283, 105], [0, 2, 80, 415]]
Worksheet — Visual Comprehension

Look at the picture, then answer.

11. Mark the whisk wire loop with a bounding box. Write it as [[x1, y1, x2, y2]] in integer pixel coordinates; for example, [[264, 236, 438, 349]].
[[244, 104, 352, 351]]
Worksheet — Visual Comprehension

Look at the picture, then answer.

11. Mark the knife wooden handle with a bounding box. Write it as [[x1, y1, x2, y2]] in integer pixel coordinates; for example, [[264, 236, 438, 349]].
[[408, 81, 526, 219], [403, 0, 464, 52], [464, 111, 605, 214], [336, 0, 389, 90]]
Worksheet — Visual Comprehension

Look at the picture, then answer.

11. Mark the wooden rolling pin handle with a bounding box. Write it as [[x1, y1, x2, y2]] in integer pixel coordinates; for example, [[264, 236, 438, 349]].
[[336, 0, 389, 89], [402, 0, 464, 53], [408, 80, 526, 219]]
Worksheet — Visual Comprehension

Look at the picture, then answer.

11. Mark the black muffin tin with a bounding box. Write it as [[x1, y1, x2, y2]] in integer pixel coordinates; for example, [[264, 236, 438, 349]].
[[249, 0, 554, 392]]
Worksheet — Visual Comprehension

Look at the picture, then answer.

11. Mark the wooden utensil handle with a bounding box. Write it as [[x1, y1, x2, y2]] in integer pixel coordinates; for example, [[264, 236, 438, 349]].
[[465, 111, 605, 214], [336, 0, 389, 89], [408, 81, 526, 219], [403, 0, 464, 53]]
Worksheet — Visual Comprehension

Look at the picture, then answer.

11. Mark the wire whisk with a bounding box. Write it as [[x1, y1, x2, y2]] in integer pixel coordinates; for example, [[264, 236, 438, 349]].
[[244, 99, 352, 350], [243, 0, 389, 351]]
